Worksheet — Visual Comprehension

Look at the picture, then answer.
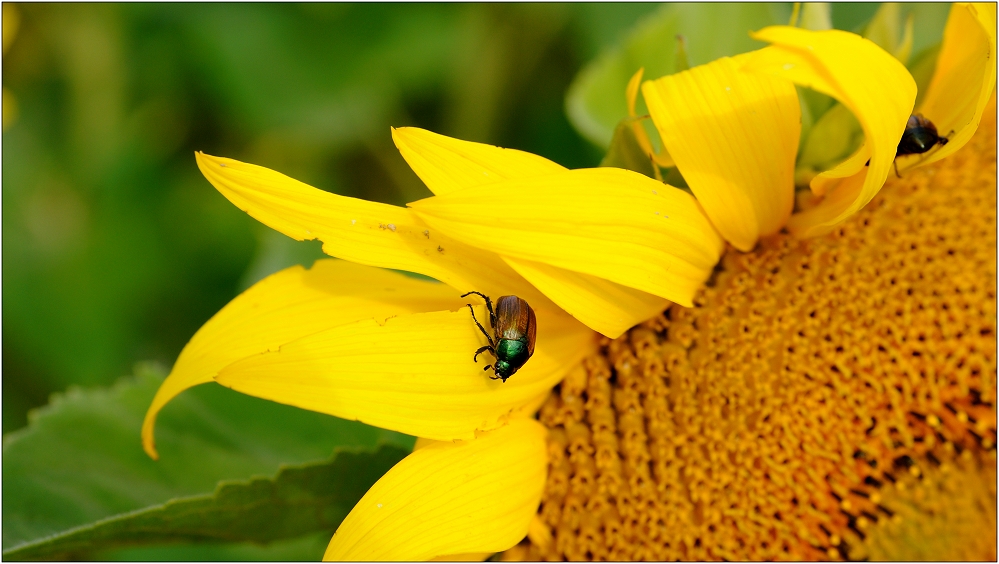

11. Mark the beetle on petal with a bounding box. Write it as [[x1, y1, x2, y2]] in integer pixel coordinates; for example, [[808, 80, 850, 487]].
[[897, 114, 950, 157], [462, 291, 537, 382]]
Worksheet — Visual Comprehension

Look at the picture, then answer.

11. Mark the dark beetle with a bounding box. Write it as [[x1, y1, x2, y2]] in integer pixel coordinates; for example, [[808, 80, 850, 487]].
[[897, 114, 949, 157], [462, 291, 536, 382], [867, 114, 951, 177]]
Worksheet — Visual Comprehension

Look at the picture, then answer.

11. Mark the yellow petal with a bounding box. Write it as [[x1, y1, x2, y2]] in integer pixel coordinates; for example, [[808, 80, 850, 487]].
[[626, 67, 644, 118], [507, 390, 553, 421], [324, 419, 547, 561], [626, 67, 675, 169], [743, 27, 916, 238], [391, 127, 566, 196], [504, 256, 668, 339], [429, 553, 492, 562], [141, 260, 465, 459], [642, 54, 800, 251], [195, 152, 545, 304], [910, 2, 997, 169], [214, 305, 594, 441], [409, 168, 724, 308], [390, 125, 671, 335]]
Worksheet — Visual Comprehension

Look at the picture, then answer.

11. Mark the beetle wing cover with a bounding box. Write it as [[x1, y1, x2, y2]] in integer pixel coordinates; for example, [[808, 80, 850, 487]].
[[495, 296, 537, 358], [525, 302, 537, 357]]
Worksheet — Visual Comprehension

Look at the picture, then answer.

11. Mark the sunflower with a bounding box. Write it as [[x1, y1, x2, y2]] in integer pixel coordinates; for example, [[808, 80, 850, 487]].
[[143, 4, 995, 560]]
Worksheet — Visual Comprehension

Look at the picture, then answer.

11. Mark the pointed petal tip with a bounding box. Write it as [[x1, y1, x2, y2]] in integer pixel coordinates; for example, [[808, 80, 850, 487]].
[[141, 416, 160, 461], [626, 67, 645, 117]]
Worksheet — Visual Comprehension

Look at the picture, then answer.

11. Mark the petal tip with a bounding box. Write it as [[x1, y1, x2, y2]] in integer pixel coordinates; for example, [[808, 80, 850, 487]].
[[140, 416, 160, 460]]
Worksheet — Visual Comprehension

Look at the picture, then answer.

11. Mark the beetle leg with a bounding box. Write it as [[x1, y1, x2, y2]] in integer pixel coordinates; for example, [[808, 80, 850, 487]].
[[473, 345, 494, 363], [893, 160, 901, 178], [485, 299, 496, 329], [466, 304, 496, 347], [461, 291, 495, 328]]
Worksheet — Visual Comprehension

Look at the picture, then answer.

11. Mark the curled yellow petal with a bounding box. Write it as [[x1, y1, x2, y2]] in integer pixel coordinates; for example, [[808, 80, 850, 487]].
[[324, 419, 548, 561], [504, 256, 669, 339], [409, 168, 724, 308], [195, 152, 544, 304], [743, 27, 916, 238], [141, 260, 465, 459], [626, 67, 644, 118], [214, 305, 594, 441], [626, 67, 674, 169], [391, 127, 565, 197], [643, 55, 800, 251], [910, 2, 997, 169]]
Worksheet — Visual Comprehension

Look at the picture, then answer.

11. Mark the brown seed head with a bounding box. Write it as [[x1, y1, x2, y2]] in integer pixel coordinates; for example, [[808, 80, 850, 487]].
[[503, 109, 997, 561]]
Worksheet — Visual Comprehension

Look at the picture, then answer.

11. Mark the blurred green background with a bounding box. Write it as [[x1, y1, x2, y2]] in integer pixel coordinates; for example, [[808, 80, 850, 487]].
[[2, 3, 680, 433]]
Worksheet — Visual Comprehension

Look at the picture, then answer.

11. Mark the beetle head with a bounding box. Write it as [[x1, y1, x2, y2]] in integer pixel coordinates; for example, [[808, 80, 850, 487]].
[[494, 360, 515, 382]]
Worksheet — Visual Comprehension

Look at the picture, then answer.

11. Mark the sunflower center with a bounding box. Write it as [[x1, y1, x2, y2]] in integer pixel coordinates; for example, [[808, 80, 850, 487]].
[[504, 112, 997, 561]]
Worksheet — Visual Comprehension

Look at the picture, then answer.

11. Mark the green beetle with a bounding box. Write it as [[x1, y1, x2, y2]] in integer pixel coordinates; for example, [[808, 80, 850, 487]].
[[462, 291, 537, 382]]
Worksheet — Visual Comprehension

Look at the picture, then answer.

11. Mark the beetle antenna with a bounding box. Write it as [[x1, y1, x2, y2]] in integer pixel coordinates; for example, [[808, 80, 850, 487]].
[[466, 304, 495, 346]]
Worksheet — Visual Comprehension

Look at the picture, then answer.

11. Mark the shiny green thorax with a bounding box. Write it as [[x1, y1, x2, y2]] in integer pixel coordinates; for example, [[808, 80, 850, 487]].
[[494, 337, 532, 379]]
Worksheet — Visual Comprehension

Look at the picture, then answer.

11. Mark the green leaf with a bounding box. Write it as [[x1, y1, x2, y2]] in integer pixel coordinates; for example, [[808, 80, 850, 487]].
[[599, 120, 657, 178], [565, 3, 791, 148], [101, 531, 334, 561], [903, 3, 951, 62], [4, 445, 409, 560], [905, 3, 951, 107], [799, 3, 833, 31], [864, 3, 915, 63], [3, 364, 414, 559], [830, 3, 881, 33], [910, 42, 942, 108], [673, 35, 691, 72], [798, 103, 864, 174]]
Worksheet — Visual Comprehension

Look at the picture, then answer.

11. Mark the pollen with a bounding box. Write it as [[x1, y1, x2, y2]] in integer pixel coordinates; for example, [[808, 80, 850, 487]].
[[505, 112, 997, 561]]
